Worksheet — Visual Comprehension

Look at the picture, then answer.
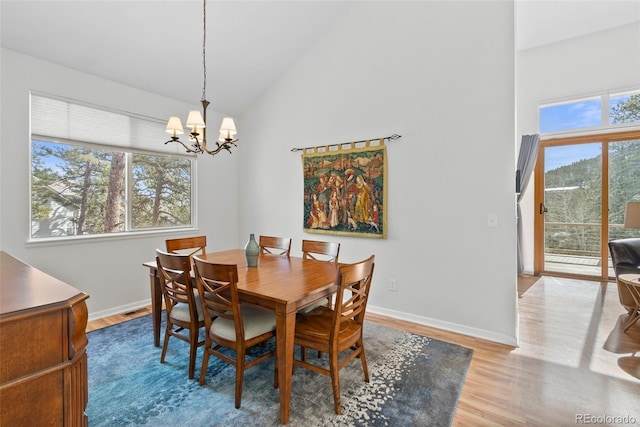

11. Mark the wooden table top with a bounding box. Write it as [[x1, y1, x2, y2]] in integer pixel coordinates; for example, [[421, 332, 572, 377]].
[[196, 249, 338, 305], [144, 249, 339, 308]]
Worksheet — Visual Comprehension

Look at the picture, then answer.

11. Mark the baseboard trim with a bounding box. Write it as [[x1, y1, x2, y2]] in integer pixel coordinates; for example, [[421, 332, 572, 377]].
[[89, 299, 518, 346], [88, 299, 151, 322], [367, 304, 518, 347]]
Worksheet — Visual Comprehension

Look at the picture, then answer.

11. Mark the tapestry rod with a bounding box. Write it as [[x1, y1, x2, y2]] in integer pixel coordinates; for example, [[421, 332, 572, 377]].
[[290, 133, 402, 152]]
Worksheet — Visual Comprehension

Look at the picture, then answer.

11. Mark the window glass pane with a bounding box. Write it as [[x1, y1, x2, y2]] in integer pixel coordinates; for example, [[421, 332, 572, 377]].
[[131, 154, 192, 229], [608, 139, 640, 239], [610, 92, 640, 124], [31, 140, 126, 238], [539, 99, 601, 133], [31, 140, 193, 239], [543, 143, 602, 276]]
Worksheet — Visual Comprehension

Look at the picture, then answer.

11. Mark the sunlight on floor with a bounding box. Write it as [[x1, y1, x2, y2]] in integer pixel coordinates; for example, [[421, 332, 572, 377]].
[[517, 275, 640, 383]]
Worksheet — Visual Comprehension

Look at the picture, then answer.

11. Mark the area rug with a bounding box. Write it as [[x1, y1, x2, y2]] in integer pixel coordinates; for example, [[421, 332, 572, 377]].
[[86, 314, 472, 426]]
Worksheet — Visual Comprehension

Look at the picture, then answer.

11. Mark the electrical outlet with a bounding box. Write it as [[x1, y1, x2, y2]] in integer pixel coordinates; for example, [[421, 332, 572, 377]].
[[388, 279, 397, 292]]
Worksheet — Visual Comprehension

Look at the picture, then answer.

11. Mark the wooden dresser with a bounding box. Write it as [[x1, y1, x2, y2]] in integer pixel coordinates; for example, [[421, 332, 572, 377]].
[[0, 251, 89, 426]]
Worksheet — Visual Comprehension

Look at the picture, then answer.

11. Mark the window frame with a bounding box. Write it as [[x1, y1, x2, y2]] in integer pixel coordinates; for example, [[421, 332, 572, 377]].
[[538, 89, 640, 137], [533, 129, 640, 280], [29, 95, 198, 243]]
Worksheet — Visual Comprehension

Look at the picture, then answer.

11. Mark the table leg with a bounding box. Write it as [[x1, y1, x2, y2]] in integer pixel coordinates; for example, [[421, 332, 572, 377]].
[[276, 309, 296, 424], [148, 268, 162, 347]]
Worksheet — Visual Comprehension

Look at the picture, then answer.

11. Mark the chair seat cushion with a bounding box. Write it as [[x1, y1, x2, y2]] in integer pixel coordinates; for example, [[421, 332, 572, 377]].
[[170, 295, 204, 322], [211, 304, 276, 341]]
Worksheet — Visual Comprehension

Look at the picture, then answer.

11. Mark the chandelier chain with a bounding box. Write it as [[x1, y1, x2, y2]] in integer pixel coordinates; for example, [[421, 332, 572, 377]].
[[201, 0, 207, 102]]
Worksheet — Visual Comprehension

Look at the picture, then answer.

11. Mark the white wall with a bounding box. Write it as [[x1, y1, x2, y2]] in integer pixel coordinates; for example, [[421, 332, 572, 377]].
[[239, 2, 518, 345], [0, 48, 241, 319], [1, 1, 519, 345], [516, 22, 640, 274]]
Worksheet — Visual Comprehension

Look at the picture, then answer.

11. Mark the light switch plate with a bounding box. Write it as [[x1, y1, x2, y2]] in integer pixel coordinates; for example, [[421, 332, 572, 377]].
[[488, 213, 498, 227]]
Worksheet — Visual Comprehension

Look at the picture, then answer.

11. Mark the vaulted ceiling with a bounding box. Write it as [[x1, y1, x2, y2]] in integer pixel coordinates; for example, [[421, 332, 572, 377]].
[[2, 1, 638, 116]]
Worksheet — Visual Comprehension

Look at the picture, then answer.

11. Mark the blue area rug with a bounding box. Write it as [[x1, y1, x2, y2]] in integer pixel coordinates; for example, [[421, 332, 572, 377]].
[[86, 314, 472, 426]]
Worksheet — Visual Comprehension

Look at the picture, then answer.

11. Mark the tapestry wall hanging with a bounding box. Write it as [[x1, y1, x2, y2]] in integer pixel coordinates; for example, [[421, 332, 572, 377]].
[[301, 139, 387, 238]]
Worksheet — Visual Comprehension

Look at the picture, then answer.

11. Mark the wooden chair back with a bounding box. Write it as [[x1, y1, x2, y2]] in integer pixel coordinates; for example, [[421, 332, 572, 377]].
[[293, 254, 375, 414], [259, 235, 291, 256], [155, 249, 204, 379], [192, 256, 277, 407], [192, 260, 241, 340], [301, 239, 341, 312], [302, 239, 340, 263], [165, 235, 207, 258], [156, 249, 197, 313], [333, 254, 375, 326]]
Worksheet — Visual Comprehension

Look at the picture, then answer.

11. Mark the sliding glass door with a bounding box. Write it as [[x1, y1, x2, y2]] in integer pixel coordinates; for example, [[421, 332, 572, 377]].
[[534, 131, 640, 279]]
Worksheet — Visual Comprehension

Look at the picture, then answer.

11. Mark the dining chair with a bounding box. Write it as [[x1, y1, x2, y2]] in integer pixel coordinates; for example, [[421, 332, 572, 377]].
[[155, 249, 206, 379], [192, 256, 278, 409], [300, 239, 341, 313], [293, 254, 375, 415], [302, 239, 340, 263], [259, 235, 291, 256], [165, 235, 207, 258]]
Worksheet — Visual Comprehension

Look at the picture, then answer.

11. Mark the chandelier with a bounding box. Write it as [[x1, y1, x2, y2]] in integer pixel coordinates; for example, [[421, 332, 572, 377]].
[[164, 0, 238, 155]]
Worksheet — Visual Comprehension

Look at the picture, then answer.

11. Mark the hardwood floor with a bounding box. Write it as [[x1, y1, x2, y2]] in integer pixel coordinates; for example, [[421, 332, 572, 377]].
[[87, 275, 640, 426], [86, 306, 152, 332]]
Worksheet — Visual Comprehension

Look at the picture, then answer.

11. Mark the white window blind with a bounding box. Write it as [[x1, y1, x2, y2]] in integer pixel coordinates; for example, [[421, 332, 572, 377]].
[[30, 93, 189, 156]]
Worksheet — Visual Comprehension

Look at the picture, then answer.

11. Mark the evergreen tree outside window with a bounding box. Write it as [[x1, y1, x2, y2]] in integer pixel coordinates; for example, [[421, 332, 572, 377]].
[[610, 92, 640, 124]]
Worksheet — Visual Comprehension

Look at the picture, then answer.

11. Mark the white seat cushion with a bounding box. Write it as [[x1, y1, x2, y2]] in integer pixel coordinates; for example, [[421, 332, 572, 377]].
[[170, 295, 204, 322], [210, 304, 276, 341]]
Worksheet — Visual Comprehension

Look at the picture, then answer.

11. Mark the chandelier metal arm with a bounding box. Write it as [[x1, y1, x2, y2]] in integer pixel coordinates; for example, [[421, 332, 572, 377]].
[[202, 139, 238, 156], [164, 136, 200, 154]]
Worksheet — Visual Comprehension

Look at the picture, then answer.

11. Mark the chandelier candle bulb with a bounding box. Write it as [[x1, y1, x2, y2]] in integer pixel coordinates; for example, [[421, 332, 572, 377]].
[[165, 116, 184, 137], [219, 117, 237, 142], [186, 110, 205, 130]]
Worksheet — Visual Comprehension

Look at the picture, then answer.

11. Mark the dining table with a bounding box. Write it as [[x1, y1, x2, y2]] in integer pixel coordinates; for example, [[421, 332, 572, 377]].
[[143, 249, 338, 424]]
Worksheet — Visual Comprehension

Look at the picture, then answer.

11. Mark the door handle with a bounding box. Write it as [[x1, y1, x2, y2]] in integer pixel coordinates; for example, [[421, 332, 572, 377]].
[[539, 203, 548, 214]]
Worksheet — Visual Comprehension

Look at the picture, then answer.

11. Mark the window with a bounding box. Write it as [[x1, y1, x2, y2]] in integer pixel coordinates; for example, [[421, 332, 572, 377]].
[[539, 90, 640, 134], [539, 97, 601, 133], [610, 91, 640, 124], [30, 94, 195, 240], [534, 133, 640, 279], [534, 88, 640, 279]]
